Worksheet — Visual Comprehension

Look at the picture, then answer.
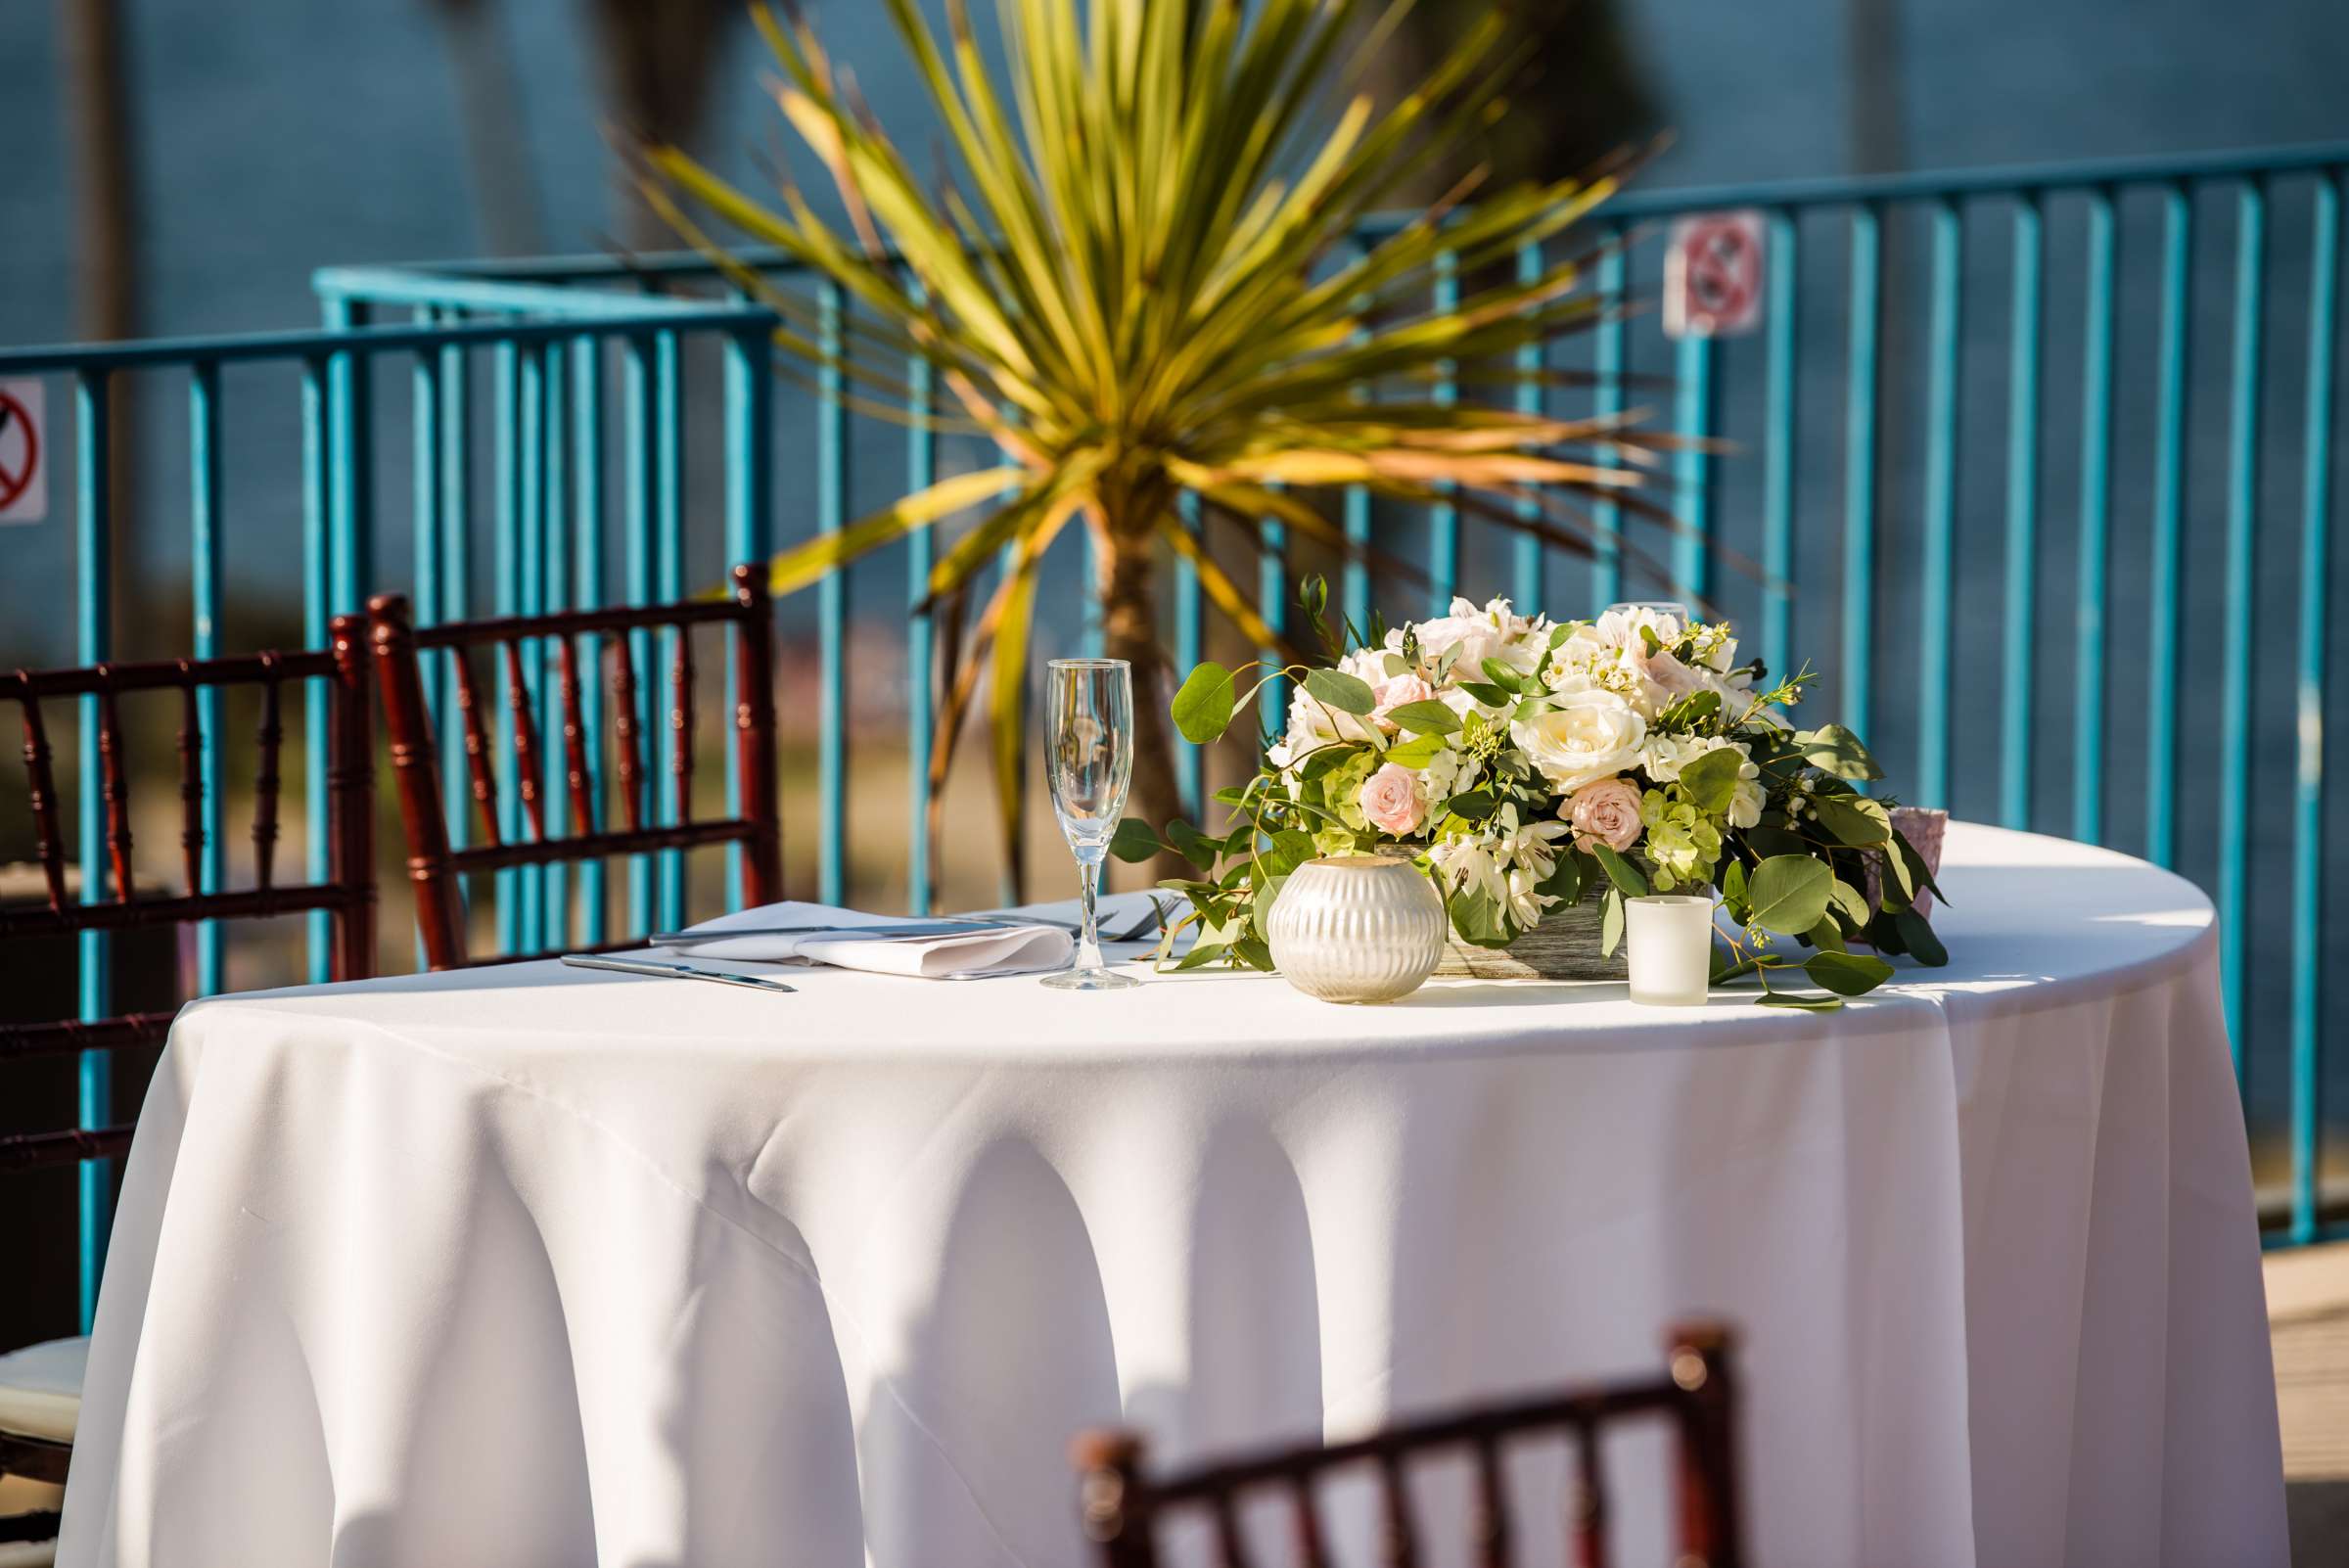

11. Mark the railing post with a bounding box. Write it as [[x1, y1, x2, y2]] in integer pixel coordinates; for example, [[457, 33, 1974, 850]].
[[1513, 240, 1544, 616], [817, 281, 849, 908], [1429, 247, 1459, 615], [1590, 235, 1626, 613], [725, 320, 773, 909], [905, 300, 937, 915], [73, 367, 114, 1331], [573, 333, 608, 943], [2290, 169, 2338, 1244], [2073, 189, 2118, 844], [189, 360, 225, 996], [1842, 203, 1882, 749], [1761, 208, 1800, 689], [2218, 177, 2267, 1069], [2001, 193, 2044, 831], [1917, 199, 1962, 808], [300, 353, 334, 980], [655, 329, 685, 930], [2146, 182, 2193, 869]]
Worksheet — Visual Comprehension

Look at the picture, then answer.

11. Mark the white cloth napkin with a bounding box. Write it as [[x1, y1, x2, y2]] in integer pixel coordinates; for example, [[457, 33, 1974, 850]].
[[665, 900, 1077, 980]]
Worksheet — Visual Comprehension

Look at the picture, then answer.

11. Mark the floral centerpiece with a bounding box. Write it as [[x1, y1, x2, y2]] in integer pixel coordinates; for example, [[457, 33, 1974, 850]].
[[1113, 582, 1948, 1008]]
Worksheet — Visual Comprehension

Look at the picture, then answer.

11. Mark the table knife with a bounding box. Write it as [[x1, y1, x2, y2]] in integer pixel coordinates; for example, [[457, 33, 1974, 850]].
[[560, 954, 798, 992]]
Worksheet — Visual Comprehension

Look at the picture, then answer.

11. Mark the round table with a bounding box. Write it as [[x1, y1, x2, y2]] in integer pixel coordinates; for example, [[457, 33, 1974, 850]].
[[59, 824, 2286, 1566]]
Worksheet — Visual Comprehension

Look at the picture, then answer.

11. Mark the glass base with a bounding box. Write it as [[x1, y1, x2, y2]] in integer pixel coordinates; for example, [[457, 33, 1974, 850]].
[[1041, 965, 1141, 992]]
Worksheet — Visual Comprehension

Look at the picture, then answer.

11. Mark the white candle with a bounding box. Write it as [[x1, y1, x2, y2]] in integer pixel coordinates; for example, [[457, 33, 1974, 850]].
[[1625, 895, 1716, 1006]]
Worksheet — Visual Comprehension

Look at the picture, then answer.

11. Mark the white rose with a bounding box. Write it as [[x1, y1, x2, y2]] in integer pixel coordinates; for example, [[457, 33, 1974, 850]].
[[1510, 688, 1646, 792]]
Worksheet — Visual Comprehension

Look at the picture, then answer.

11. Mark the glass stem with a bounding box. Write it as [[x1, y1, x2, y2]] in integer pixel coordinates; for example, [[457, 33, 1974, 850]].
[[1075, 853, 1106, 972]]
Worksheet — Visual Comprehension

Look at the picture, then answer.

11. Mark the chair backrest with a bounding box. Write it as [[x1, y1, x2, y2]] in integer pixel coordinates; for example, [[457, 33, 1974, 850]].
[[368, 564, 781, 969], [1072, 1321, 1742, 1568], [0, 620, 376, 1172]]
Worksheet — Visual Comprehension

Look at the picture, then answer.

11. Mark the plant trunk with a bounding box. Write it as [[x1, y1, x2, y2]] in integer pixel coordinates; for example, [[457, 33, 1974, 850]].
[[1096, 515, 1184, 885]]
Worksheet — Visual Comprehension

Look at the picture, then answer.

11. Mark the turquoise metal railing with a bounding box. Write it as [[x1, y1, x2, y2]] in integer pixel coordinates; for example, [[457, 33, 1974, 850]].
[[5, 144, 2347, 1334], [369, 140, 2349, 1246]]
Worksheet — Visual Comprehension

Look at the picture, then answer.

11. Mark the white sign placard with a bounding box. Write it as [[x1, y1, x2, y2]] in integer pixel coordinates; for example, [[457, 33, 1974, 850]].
[[1664, 210, 1768, 340], [0, 378, 47, 525]]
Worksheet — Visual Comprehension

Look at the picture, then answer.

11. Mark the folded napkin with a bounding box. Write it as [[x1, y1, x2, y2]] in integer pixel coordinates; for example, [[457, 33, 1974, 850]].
[[666, 900, 1075, 980]]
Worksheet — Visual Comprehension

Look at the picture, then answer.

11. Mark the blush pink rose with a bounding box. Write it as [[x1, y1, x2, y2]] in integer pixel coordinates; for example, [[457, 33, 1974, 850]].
[[1358, 762, 1425, 836], [1373, 671, 1434, 726], [1563, 774, 1643, 853]]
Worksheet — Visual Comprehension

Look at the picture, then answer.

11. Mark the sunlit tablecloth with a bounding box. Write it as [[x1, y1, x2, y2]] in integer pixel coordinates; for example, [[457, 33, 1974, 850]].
[[59, 823, 2285, 1566]]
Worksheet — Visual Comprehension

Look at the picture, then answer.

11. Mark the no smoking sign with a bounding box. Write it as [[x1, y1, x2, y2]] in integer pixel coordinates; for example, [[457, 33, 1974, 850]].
[[1664, 210, 1767, 340], [0, 379, 45, 525]]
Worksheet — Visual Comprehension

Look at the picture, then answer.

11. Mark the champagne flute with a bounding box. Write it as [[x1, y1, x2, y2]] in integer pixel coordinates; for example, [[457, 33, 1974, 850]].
[[1041, 658, 1140, 991]]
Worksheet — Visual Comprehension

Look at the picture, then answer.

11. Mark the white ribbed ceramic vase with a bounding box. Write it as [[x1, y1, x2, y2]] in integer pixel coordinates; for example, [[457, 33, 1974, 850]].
[[1266, 854, 1450, 1003]]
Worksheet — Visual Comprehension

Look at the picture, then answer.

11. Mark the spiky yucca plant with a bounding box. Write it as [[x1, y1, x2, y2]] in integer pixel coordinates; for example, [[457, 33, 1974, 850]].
[[646, 0, 1683, 881]]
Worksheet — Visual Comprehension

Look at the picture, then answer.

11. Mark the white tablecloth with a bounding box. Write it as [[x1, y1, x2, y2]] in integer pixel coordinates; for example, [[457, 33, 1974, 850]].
[[59, 824, 2285, 1567]]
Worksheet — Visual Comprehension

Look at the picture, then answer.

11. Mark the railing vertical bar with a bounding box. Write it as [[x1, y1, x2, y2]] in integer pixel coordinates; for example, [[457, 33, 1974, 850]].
[[300, 353, 334, 979], [2001, 194, 2044, 830], [1174, 489, 1204, 820], [1917, 199, 1962, 808], [2290, 169, 2338, 1244], [189, 360, 226, 996], [1590, 236, 1626, 612], [2147, 183, 2193, 868], [1429, 247, 1458, 614], [724, 322, 772, 909], [407, 325, 442, 971], [1672, 325, 1714, 603], [517, 342, 550, 952], [1260, 495, 1289, 738], [539, 342, 570, 943], [572, 335, 608, 943], [622, 334, 656, 932], [905, 317, 937, 915], [817, 281, 849, 907], [1842, 202, 1882, 748], [654, 329, 686, 930], [322, 300, 373, 977], [1341, 239, 1374, 632], [2074, 188, 2118, 843], [491, 339, 522, 950], [1513, 240, 1544, 614], [2219, 177, 2268, 1069], [1761, 208, 1799, 688], [438, 323, 473, 885], [74, 367, 114, 1331]]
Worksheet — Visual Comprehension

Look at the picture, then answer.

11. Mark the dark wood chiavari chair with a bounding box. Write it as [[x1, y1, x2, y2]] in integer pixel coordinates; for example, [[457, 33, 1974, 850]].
[[0, 620, 376, 1549], [1072, 1321, 1743, 1568], [367, 564, 782, 969]]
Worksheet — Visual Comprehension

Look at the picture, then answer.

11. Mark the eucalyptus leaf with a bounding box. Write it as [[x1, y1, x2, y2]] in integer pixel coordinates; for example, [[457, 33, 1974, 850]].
[[1812, 793, 1892, 847], [1385, 733, 1449, 768], [1677, 745, 1745, 815], [1826, 876, 1871, 928], [1384, 700, 1462, 737], [1173, 941, 1229, 972], [1172, 663, 1237, 744], [1804, 949, 1894, 996], [1263, 829, 1318, 878], [1745, 854, 1832, 937], [1805, 917, 1848, 953], [1480, 657, 1527, 694], [1165, 818, 1220, 870], [1233, 936, 1275, 971], [1458, 681, 1513, 708], [1758, 992, 1843, 1011], [1801, 723, 1883, 781], [1600, 887, 1625, 956], [1743, 825, 1811, 859], [1304, 667, 1377, 717], [1110, 819, 1165, 863], [1894, 908, 1949, 966], [1590, 843, 1650, 898]]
